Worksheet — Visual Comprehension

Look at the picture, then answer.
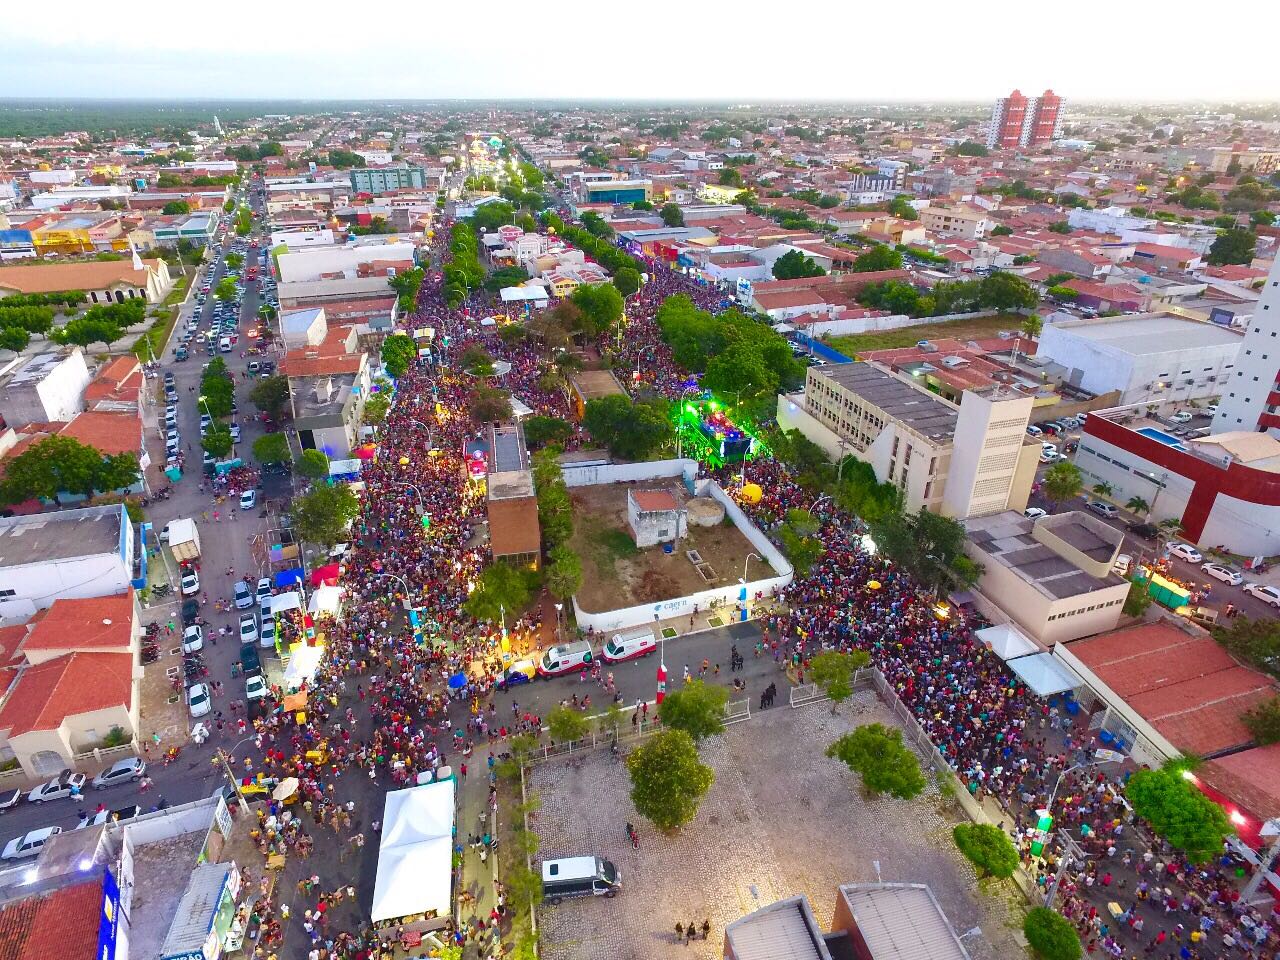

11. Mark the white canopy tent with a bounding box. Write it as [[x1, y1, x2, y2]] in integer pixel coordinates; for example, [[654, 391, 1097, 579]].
[[1007, 652, 1081, 697], [976, 624, 1038, 661], [371, 780, 456, 924], [283, 643, 325, 691], [308, 584, 343, 617]]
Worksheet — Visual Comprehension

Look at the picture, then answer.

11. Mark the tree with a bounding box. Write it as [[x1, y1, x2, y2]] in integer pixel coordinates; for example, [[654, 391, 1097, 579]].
[[0, 435, 135, 504], [0, 327, 30, 353], [778, 510, 825, 575], [1123, 580, 1153, 618], [612, 266, 642, 298], [1208, 228, 1256, 266], [809, 650, 871, 713], [583, 395, 670, 461], [545, 545, 583, 600], [1092, 481, 1113, 498], [1127, 765, 1234, 863], [463, 562, 534, 624], [1021, 314, 1044, 337], [297, 449, 330, 481], [161, 200, 191, 216], [772, 249, 826, 280], [660, 203, 684, 227], [522, 415, 572, 450], [289, 483, 360, 549], [381, 333, 416, 377], [658, 680, 729, 743], [717, 167, 743, 187], [252, 432, 291, 465], [1023, 908, 1082, 960], [1047, 285, 1079, 301], [483, 265, 530, 292], [825, 724, 926, 800], [362, 391, 390, 425], [224, 252, 244, 270], [1243, 697, 1280, 745], [470, 385, 513, 424], [851, 245, 903, 273], [1212, 616, 1280, 674], [978, 272, 1040, 311], [249, 376, 291, 421], [547, 706, 590, 744], [1042, 460, 1083, 511], [57, 317, 124, 349], [215, 277, 237, 302], [952, 823, 1020, 879], [627, 729, 714, 832], [870, 507, 979, 596], [570, 283, 624, 337], [1125, 495, 1150, 516], [989, 224, 1014, 236], [201, 423, 233, 458]]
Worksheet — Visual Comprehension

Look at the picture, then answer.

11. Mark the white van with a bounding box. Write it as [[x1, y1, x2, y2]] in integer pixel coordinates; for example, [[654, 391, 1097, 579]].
[[537, 640, 594, 678], [601, 628, 657, 664], [541, 856, 620, 904], [219, 336, 232, 353]]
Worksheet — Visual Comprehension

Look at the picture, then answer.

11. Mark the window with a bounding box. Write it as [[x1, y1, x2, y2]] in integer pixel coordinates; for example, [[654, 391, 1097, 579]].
[[0, 589, 14, 599]]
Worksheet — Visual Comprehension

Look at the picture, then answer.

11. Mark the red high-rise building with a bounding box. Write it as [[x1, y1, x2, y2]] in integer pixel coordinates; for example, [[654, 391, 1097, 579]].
[[987, 89, 1064, 149]]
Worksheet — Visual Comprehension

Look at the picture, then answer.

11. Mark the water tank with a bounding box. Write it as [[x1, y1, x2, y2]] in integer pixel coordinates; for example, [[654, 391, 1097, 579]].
[[686, 497, 725, 527]]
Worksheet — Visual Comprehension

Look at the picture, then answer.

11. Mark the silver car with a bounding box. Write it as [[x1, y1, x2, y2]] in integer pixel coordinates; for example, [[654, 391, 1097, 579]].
[[92, 757, 147, 791]]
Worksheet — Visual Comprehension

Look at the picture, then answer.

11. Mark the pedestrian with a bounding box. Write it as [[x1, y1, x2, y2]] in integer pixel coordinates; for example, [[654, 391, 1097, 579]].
[[701, 919, 710, 940], [675, 922, 683, 943]]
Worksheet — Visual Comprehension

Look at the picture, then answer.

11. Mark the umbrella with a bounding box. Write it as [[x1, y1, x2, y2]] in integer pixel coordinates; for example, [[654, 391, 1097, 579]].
[[447, 673, 467, 690], [272, 777, 300, 801], [868, 580, 882, 590]]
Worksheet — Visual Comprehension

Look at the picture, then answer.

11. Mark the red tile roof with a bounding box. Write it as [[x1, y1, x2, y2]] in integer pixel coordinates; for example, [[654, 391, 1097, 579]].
[[55, 411, 141, 458], [1203, 743, 1280, 821], [1067, 622, 1276, 756], [0, 652, 133, 736], [278, 354, 364, 378], [632, 490, 678, 512], [0, 876, 105, 960], [21, 593, 134, 655]]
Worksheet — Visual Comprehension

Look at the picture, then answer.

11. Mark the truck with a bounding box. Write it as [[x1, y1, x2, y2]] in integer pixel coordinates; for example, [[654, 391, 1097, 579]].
[[168, 518, 201, 562]]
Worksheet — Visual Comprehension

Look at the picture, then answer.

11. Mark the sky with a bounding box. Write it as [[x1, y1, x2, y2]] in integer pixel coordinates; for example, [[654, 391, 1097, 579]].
[[2, 0, 1278, 104]]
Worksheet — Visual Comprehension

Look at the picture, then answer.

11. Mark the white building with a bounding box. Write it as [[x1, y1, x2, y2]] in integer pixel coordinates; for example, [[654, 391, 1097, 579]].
[[269, 227, 336, 250], [0, 504, 135, 623], [1212, 257, 1280, 437], [1036, 313, 1242, 406], [29, 185, 132, 210], [275, 241, 415, 284], [626, 490, 687, 548], [0, 348, 92, 428]]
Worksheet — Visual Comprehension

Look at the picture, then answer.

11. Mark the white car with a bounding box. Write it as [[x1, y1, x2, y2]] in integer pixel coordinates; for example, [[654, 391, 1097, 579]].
[[2, 826, 61, 860], [229, 424, 241, 443], [27, 771, 87, 803], [182, 624, 204, 653], [187, 682, 212, 718], [1168, 410, 1193, 424], [234, 581, 254, 610], [239, 614, 258, 645], [1024, 507, 1047, 521], [1243, 583, 1280, 609], [180, 570, 200, 596], [259, 613, 276, 648], [239, 490, 256, 510], [1112, 554, 1132, 576], [1166, 542, 1203, 563], [1202, 562, 1244, 586], [1205, 403, 1219, 416], [255, 577, 273, 604], [245, 674, 268, 701]]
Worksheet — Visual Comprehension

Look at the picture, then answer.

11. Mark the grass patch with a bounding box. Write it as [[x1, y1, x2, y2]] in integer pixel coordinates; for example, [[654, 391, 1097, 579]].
[[579, 516, 640, 584], [824, 313, 1029, 357], [132, 275, 191, 361]]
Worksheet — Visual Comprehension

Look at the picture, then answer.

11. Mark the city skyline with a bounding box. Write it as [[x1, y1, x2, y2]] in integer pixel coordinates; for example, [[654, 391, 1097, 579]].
[[4, 1, 1279, 102]]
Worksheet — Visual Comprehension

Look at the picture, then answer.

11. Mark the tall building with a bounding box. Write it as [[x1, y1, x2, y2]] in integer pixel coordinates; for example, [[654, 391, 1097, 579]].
[[349, 165, 426, 195], [987, 89, 1064, 149], [1212, 257, 1280, 436]]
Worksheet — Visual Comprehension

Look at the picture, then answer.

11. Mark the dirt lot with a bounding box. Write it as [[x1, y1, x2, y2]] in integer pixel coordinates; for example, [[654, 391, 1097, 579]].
[[825, 313, 1029, 356], [568, 483, 763, 614], [529, 690, 1027, 960]]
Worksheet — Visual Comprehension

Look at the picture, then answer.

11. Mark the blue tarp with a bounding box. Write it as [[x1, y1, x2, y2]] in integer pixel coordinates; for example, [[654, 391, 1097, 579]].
[[275, 567, 305, 588]]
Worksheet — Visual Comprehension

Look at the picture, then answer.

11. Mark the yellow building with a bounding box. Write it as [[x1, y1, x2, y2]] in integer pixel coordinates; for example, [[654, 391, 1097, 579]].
[[32, 221, 94, 255]]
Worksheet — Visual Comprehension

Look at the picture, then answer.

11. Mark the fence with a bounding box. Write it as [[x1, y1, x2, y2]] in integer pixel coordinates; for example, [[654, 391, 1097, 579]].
[[789, 682, 827, 708], [724, 698, 751, 724]]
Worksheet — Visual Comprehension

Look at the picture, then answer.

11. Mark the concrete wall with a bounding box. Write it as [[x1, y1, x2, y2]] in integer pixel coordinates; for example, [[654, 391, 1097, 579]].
[[561, 458, 699, 490], [572, 479, 793, 634], [0, 553, 132, 624], [776, 394, 845, 460]]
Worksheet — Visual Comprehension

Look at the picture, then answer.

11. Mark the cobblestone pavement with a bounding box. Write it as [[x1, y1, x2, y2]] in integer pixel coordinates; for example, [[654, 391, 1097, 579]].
[[529, 690, 1026, 960]]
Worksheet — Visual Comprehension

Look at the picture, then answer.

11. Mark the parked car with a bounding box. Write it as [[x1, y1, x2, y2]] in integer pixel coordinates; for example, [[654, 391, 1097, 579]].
[[1128, 521, 1159, 540], [1169, 410, 1193, 424], [239, 614, 258, 645], [78, 805, 141, 829], [1202, 562, 1244, 586], [1166, 542, 1203, 563], [181, 598, 200, 626], [1243, 583, 1280, 609], [187, 682, 212, 718], [259, 613, 276, 648], [182, 624, 204, 653], [1087, 500, 1119, 519], [2, 826, 62, 860], [1024, 507, 1047, 521], [1112, 554, 1132, 576], [255, 578, 273, 604], [92, 757, 146, 791], [500, 659, 538, 687], [239, 490, 257, 510], [234, 581, 254, 609], [0, 789, 22, 814], [28, 771, 87, 803], [245, 674, 268, 701], [180, 569, 200, 596], [1026, 425, 1043, 438], [240, 642, 262, 675]]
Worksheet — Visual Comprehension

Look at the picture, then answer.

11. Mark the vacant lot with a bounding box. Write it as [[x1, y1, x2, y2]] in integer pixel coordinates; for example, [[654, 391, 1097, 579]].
[[529, 691, 1026, 960], [568, 483, 762, 614], [824, 313, 1029, 356]]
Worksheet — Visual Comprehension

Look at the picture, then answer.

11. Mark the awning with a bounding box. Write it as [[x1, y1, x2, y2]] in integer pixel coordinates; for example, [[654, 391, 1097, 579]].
[[283, 642, 325, 691], [371, 781, 456, 923], [274, 568, 304, 589], [1007, 652, 1081, 697], [976, 623, 1038, 661], [509, 396, 533, 419], [269, 590, 302, 613], [310, 564, 341, 587], [308, 584, 342, 616]]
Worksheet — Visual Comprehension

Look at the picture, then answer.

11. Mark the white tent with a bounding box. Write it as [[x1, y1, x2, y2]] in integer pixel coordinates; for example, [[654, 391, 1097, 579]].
[[283, 643, 325, 691], [1008, 652, 1081, 697], [308, 584, 343, 617], [976, 624, 1038, 661], [371, 781, 456, 924], [270, 591, 302, 614]]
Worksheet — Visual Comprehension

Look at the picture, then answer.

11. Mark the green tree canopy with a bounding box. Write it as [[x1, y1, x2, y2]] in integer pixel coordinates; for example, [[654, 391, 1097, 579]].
[[612, 266, 642, 297], [825, 723, 927, 800], [1212, 616, 1280, 676], [627, 729, 714, 832], [289, 483, 360, 549], [1242, 696, 1280, 745], [1023, 907, 1083, 960], [56, 317, 124, 349], [772, 249, 826, 280], [952, 822, 1020, 879], [522, 415, 573, 450], [583, 395, 670, 461], [470, 385, 513, 424], [870, 507, 979, 595], [0, 435, 138, 504], [851, 245, 903, 273], [809, 649, 871, 712], [1208, 227, 1256, 266], [1127, 765, 1234, 862], [545, 544, 583, 600], [463, 562, 535, 623], [658, 680, 729, 743], [381, 333, 416, 377], [660, 203, 684, 227], [1042, 460, 1083, 511], [547, 705, 590, 744], [297, 448, 330, 480], [569, 283, 624, 337], [201, 423, 233, 458], [252, 432, 291, 465], [249, 376, 291, 421], [0, 327, 30, 353]]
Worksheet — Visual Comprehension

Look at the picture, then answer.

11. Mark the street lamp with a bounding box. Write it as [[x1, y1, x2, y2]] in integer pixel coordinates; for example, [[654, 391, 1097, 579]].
[[406, 419, 436, 453], [391, 480, 425, 514], [216, 734, 258, 814], [743, 551, 763, 582]]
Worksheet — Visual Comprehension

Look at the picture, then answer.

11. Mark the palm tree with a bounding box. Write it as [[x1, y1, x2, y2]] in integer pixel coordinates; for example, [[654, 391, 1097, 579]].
[[1041, 461, 1083, 513], [1126, 496, 1150, 517], [1092, 481, 1113, 498]]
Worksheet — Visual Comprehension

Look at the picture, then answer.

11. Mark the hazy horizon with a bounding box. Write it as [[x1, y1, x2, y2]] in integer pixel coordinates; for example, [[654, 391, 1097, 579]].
[[5, 1, 1279, 103]]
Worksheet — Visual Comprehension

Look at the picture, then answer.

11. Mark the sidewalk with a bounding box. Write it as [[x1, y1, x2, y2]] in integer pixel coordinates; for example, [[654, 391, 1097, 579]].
[[454, 754, 500, 957]]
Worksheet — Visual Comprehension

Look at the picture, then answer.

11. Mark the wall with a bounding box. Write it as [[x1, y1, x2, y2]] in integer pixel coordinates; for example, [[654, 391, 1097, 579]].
[[561, 458, 699, 490], [0, 553, 131, 624], [571, 479, 793, 633], [776, 394, 846, 460]]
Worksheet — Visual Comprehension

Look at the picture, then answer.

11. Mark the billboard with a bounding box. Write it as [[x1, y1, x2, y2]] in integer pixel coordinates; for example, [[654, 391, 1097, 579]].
[[98, 868, 122, 960]]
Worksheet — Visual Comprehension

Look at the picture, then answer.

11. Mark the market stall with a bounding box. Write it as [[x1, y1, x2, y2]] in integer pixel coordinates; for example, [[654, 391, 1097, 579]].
[[370, 780, 456, 930]]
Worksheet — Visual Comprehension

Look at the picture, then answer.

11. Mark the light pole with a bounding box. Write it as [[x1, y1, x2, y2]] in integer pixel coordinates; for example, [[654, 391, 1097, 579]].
[[407, 419, 436, 453], [808, 494, 832, 519], [743, 551, 763, 582], [216, 734, 258, 814], [554, 602, 564, 641], [1045, 751, 1121, 814], [391, 480, 425, 514]]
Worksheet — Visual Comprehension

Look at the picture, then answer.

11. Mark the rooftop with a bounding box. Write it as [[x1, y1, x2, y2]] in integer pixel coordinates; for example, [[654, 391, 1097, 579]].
[[0, 259, 163, 295], [631, 490, 679, 513], [490, 424, 529, 475], [0, 504, 125, 570], [837, 883, 973, 960], [0, 651, 133, 737], [21, 593, 134, 655], [965, 511, 1125, 600], [55, 411, 141, 458], [724, 896, 827, 960], [1048, 312, 1241, 355], [811, 362, 959, 443], [1066, 621, 1276, 757], [0, 874, 105, 960], [570, 369, 627, 402], [5, 351, 78, 388]]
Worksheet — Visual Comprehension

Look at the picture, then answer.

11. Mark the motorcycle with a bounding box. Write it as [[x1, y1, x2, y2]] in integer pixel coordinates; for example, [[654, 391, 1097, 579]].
[[152, 583, 172, 598], [162, 747, 181, 767]]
